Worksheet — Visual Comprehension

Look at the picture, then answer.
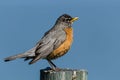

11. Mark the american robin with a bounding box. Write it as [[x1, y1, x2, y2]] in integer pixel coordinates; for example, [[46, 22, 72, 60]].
[[4, 14, 78, 70]]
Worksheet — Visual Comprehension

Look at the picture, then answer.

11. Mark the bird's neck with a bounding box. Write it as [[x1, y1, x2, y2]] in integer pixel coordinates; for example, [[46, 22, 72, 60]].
[[54, 22, 72, 29]]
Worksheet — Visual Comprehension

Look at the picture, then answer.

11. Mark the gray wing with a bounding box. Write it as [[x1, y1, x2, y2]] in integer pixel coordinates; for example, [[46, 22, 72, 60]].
[[29, 29, 66, 64]]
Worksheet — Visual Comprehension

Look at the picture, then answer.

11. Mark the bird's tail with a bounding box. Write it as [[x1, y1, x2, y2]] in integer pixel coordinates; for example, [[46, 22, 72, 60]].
[[4, 53, 28, 62], [4, 47, 36, 62]]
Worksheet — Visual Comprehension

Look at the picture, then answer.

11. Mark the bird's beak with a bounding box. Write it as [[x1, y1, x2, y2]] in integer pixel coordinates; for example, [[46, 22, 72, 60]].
[[70, 17, 79, 22]]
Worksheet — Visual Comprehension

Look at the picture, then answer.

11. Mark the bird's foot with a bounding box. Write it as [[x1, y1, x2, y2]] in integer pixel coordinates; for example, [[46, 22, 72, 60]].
[[51, 67, 61, 71]]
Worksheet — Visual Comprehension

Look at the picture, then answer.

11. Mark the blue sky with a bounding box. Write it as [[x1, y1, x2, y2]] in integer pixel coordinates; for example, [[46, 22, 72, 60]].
[[0, 0, 120, 80]]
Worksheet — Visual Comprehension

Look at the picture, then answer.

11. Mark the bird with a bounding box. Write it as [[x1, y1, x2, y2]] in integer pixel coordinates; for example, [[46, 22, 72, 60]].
[[4, 14, 78, 70]]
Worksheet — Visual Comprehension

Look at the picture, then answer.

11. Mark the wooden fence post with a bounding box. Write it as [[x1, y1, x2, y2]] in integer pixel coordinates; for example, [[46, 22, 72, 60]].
[[40, 68, 88, 80]]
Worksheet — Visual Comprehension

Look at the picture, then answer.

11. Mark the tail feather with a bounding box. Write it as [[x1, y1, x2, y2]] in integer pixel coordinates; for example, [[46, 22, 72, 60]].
[[4, 53, 28, 62], [29, 54, 42, 65], [24, 56, 35, 61], [4, 47, 36, 62]]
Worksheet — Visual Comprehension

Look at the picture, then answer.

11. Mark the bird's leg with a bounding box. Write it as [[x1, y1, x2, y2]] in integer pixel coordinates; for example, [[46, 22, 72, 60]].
[[47, 59, 56, 70], [47, 59, 60, 71]]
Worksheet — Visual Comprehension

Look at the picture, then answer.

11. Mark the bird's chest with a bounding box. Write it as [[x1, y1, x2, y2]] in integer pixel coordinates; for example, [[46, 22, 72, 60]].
[[47, 27, 73, 60]]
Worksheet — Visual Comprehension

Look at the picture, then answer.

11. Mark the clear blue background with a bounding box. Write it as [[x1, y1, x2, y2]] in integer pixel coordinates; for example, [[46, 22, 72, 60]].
[[0, 0, 120, 80]]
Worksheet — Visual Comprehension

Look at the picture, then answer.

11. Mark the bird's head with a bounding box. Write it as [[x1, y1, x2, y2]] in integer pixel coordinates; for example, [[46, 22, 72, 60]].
[[55, 14, 78, 27]]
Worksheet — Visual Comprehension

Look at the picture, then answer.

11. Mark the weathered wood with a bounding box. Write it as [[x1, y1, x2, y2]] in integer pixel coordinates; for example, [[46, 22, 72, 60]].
[[40, 68, 88, 80]]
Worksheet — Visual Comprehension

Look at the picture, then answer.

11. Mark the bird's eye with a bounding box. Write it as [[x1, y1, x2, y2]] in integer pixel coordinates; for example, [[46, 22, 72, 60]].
[[66, 18, 70, 22]]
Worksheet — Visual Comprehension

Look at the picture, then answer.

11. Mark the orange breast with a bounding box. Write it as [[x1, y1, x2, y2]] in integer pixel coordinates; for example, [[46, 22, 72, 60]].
[[47, 27, 73, 60]]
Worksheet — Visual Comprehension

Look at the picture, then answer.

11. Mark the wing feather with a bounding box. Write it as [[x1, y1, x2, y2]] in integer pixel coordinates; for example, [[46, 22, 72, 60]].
[[29, 29, 66, 64]]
